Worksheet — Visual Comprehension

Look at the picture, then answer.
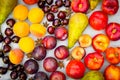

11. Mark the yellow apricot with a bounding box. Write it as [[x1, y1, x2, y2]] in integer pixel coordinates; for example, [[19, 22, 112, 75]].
[[13, 21, 30, 37], [18, 37, 35, 53], [28, 7, 44, 23], [30, 24, 46, 38], [13, 4, 29, 21]]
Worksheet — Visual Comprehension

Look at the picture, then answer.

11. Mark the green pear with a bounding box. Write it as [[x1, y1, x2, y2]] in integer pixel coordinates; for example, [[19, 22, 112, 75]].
[[81, 71, 104, 80], [0, 0, 18, 25], [68, 13, 88, 48]]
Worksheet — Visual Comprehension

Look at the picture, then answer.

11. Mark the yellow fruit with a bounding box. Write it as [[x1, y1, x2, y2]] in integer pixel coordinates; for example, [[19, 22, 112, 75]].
[[9, 49, 24, 64], [18, 37, 35, 53], [28, 7, 44, 23], [13, 4, 29, 21], [13, 21, 30, 37], [30, 24, 46, 38]]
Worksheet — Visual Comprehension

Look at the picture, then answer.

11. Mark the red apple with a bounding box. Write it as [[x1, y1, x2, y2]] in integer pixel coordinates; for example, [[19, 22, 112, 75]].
[[71, 0, 89, 13], [105, 47, 120, 64], [92, 34, 110, 52], [89, 11, 108, 30], [104, 65, 120, 80], [105, 22, 120, 41], [66, 60, 85, 79], [84, 52, 104, 70], [71, 46, 86, 60], [102, 0, 119, 15]]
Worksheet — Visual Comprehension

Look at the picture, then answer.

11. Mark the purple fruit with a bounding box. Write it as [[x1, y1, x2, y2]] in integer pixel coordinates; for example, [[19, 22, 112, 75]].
[[43, 57, 58, 72], [24, 59, 39, 74], [32, 46, 47, 61]]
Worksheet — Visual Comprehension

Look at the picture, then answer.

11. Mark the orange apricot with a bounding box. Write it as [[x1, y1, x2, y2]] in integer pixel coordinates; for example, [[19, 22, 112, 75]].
[[9, 49, 24, 64]]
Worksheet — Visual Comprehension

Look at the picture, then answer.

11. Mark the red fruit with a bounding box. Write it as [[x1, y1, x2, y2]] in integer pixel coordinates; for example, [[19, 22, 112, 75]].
[[66, 60, 85, 79], [92, 34, 110, 52], [54, 45, 69, 60], [105, 47, 120, 64], [102, 0, 119, 15], [105, 22, 120, 41], [84, 52, 104, 70], [54, 26, 68, 41], [104, 65, 120, 80], [23, 0, 38, 5], [50, 71, 66, 80], [89, 11, 108, 30], [71, 0, 89, 13]]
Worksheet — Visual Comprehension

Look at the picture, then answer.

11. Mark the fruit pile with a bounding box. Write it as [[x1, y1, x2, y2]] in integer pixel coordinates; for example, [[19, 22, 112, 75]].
[[0, 0, 120, 80]]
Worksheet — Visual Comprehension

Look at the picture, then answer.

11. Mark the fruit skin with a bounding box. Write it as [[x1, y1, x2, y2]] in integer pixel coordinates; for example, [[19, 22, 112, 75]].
[[30, 24, 46, 38], [79, 34, 92, 48], [71, 0, 89, 13], [54, 45, 69, 60], [42, 36, 57, 49], [28, 7, 44, 23], [104, 65, 120, 80], [89, 11, 108, 30], [102, 0, 119, 15], [9, 49, 24, 64], [105, 47, 120, 64], [0, 0, 17, 25], [23, 0, 38, 5], [13, 21, 30, 37], [81, 71, 104, 80], [43, 57, 58, 72], [34, 71, 48, 80], [84, 52, 104, 70], [68, 13, 88, 48], [89, 0, 100, 10], [13, 4, 28, 21], [71, 46, 86, 60], [92, 34, 110, 52], [18, 37, 35, 53], [105, 22, 120, 41], [66, 60, 85, 79], [50, 71, 66, 80], [24, 59, 39, 74]]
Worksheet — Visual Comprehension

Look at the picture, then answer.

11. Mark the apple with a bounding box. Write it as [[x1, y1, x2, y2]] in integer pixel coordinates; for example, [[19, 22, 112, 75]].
[[89, 11, 108, 30], [84, 52, 104, 70], [105, 22, 120, 41], [105, 47, 120, 64], [104, 65, 120, 80], [71, 0, 89, 13], [71, 46, 86, 60], [78, 34, 92, 48], [92, 34, 110, 52], [102, 0, 119, 15]]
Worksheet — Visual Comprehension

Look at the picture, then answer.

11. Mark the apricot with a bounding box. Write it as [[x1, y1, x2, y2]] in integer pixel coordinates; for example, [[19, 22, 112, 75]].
[[13, 4, 29, 21], [30, 24, 46, 38], [9, 49, 24, 64], [18, 37, 35, 53], [13, 21, 30, 37], [28, 7, 44, 23]]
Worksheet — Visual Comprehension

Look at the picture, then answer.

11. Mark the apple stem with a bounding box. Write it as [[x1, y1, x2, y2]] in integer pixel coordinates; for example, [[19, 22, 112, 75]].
[[112, 29, 117, 34]]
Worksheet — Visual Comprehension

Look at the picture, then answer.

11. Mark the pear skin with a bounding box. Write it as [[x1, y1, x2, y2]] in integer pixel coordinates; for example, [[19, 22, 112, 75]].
[[68, 13, 88, 48], [0, 0, 18, 25], [89, 0, 100, 10]]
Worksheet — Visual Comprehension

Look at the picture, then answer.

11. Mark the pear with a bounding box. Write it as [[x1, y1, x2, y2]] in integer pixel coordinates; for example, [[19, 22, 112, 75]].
[[0, 0, 18, 25], [68, 13, 88, 48], [81, 71, 104, 80], [89, 0, 100, 10]]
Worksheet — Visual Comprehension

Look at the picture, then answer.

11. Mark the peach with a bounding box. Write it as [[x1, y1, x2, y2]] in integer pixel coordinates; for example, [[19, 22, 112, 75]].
[[9, 49, 24, 64], [30, 24, 46, 38]]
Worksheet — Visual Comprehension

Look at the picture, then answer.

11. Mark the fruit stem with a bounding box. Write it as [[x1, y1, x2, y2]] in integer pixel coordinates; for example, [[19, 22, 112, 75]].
[[112, 29, 117, 34]]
